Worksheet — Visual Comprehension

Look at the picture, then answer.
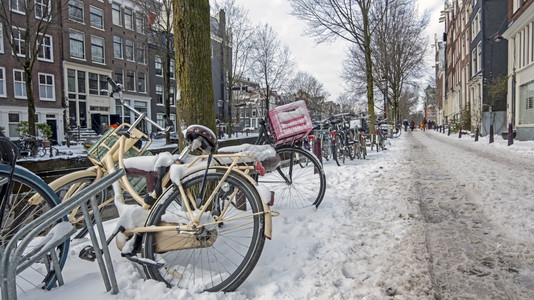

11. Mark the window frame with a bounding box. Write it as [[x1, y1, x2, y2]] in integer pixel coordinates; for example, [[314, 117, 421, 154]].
[[137, 72, 146, 93], [0, 67, 6, 97], [13, 69, 27, 99], [156, 85, 164, 105], [68, 0, 84, 23], [10, 0, 25, 15], [91, 35, 105, 64], [38, 33, 53, 62], [35, 0, 52, 20], [155, 56, 162, 76], [124, 7, 133, 30], [136, 43, 145, 64], [69, 30, 85, 60], [113, 35, 123, 59], [0, 24, 4, 54], [89, 6, 104, 29], [126, 70, 135, 91], [125, 39, 134, 61], [12, 27, 26, 57], [38, 72, 55, 101], [112, 3, 122, 26]]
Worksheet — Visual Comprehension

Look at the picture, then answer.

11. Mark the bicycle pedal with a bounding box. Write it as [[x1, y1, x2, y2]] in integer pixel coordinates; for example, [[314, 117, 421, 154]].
[[79, 245, 100, 262]]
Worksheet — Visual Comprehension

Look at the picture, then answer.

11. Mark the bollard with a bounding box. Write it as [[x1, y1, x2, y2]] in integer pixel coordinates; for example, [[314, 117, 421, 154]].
[[507, 123, 514, 146], [489, 124, 494, 143], [475, 127, 479, 142], [458, 126, 462, 138]]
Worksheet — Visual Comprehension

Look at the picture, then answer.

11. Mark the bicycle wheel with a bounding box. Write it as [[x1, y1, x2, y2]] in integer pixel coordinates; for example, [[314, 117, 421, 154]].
[[345, 131, 355, 161], [38, 147, 47, 157], [142, 170, 266, 292], [392, 125, 402, 138], [259, 146, 326, 209], [0, 164, 69, 293], [49, 170, 106, 239]]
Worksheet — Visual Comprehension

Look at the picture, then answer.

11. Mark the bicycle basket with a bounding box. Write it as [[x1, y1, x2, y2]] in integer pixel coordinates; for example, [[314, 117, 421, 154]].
[[268, 100, 313, 145], [87, 124, 150, 165]]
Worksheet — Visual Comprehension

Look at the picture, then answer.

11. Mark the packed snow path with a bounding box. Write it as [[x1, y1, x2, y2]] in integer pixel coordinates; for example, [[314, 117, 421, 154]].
[[407, 131, 534, 299]]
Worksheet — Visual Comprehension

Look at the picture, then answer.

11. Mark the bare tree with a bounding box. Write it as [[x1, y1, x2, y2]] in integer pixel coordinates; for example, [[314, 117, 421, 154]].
[[211, 0, 255, 136], [174, 0, 216, 134], [249, 23, 295, 113], [373, 0, 429, 123], [290, 0, 390, 134], [286, 71, 330, 116], [0, 1, 62, 139]]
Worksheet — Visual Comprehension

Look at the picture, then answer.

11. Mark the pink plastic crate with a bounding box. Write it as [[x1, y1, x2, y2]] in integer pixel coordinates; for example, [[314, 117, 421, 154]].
[[268, 100, 313, 145]]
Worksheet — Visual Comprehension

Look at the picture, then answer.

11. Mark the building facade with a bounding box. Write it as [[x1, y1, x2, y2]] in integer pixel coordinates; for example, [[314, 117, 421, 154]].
[[503, 0, 534, 140]]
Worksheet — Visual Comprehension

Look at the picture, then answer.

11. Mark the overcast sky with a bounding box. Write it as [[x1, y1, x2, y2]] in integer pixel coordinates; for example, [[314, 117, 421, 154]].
[[233, 0, 445, 101]]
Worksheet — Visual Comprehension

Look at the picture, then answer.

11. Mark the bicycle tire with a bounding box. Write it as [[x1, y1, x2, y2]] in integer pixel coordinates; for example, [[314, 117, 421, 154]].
[[345, 131, 355, 161], [142, 170, 266, 292], [259, 146, 326, 209], [38, 147, 47, 157], [49, 170, 106, 239], [334, 135, 343, 165], [0, 164, 69, 292]]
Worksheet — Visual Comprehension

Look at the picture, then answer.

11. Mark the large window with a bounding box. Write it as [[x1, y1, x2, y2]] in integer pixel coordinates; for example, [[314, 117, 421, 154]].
[[136, 43, 145, 64], [519, 80, 534, 124], [13, 27, 25, 57], [89, 73, 108, 95], [126, 70, 135, 91], [155, 56, 162, 76], [156, 85, 163, 105], [0, 67, 6, 97], [135, 13, 145, 34], [91, 36, 105, 63], [114, 68, 123, 85], [10, 0, 25, 14], [125, 39, 134, 61], [113, 36, 123, 59], [90, 6, 104, 29], [68, 0, 84, 23], [35, 0, 51, 19], [112, 3, 122, 26], [137, 72, 146, 93], [13, 70, 26, 99], [69, 31, 85, 59], [38, 73, 55, 101], [124, 7, 133, 30], [38, 34, 53, 62]]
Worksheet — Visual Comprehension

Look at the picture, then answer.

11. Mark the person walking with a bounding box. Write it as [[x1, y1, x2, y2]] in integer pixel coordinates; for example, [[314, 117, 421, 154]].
[[403, 118, 409, 131]]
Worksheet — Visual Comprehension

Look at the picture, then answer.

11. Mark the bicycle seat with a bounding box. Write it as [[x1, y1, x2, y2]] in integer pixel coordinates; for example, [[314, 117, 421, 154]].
[[185, 125, 218, 152]]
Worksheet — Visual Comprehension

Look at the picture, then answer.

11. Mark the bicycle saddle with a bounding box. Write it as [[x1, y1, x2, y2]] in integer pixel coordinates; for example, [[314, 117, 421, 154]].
[[185, 125, 217, 152]]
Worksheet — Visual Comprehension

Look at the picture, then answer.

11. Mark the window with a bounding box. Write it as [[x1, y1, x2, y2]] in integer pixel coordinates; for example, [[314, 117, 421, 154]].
[[38, 73, 55, 101], [157, 113, 164, 128], [8, 113, 20, 137], [91, 36, 105, 63], [0, 24, 4, 53], [10, 0, 24, 14], [69, 31, 85, 59], [67, 69, 76, 96], [126, 70, 135, 91], [0, 67, 6, 97], [68, 0, 84, 23], [13, 27, 25, 56], [38, 34, 53, 62], [89, 73, 99, 95], [99, 75, 107, 95], [125, 39, 134, 61], [471, 48, 477, 76], [114, 68, 123, 85], [519, 80, 534, 124], [137, 72, 146, 93], [124, 8, 133, 30], [113, 36, 123, 59], [471, 10, 480, 41], [77, 70, 86, 95], [135, 13, 145, 34], [13, 70, 26, 99], [136, 43, 145, 64], [156, 85, 163, 105], [35, 0, 51, 20], [527, 97, 534, 110], [112, 3, 122, 26], [155, 56, 162, 76], [169, 87, 175, 105], [90, 7, 104, 29], [477, 42, 482, 73], [170, 59, 175, 79]]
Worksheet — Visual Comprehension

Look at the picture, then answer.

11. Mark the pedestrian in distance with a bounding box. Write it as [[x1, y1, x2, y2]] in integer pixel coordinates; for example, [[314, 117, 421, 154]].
[[403, 118, 409, 131]]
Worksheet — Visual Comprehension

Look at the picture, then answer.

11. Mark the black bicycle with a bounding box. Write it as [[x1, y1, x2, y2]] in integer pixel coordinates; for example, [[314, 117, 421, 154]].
[[254, 102, 326, 209]]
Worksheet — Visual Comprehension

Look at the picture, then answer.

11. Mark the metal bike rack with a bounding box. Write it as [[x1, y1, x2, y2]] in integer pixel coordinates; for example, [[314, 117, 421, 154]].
[[1, 169, 125, 299]]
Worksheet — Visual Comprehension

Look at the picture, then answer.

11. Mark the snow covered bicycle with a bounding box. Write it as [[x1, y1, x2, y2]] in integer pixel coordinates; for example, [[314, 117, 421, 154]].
[[40, 78, 277, 292]]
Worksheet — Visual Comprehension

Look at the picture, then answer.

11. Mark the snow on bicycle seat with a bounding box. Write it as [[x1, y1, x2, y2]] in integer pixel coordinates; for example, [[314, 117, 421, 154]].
[[217, 144, 280, 175], [123, 152, 179, 191]]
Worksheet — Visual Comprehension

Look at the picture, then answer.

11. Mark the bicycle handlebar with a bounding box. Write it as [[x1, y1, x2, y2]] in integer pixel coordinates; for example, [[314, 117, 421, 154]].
[[107, 77, 169, 133]]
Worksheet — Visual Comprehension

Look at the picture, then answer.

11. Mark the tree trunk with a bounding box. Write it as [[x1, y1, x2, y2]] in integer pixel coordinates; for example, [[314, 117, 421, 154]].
[[174, 0, 216, 135]]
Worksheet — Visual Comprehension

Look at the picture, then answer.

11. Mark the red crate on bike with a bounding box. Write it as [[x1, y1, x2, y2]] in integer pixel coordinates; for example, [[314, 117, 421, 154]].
[[268, 100, 313, 145]]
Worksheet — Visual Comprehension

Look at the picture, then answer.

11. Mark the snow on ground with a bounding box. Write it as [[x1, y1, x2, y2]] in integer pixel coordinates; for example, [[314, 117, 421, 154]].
[[16, 129, 534, 299]]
